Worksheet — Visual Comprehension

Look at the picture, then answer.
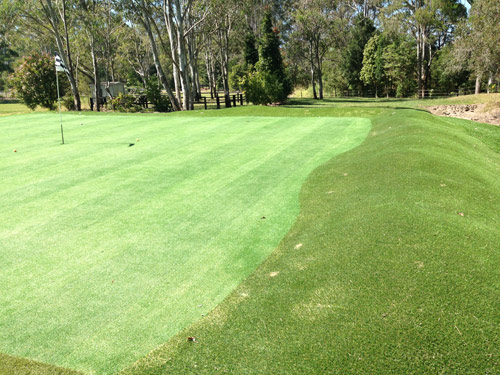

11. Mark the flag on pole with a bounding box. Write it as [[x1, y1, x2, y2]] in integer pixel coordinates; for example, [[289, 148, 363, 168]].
[[55, 53, 69, 74], [54, 53, 65, 144]]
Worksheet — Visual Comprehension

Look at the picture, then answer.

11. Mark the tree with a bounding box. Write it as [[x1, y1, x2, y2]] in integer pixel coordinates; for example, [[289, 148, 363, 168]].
[[244, 10, 292, 104], [290, 0, 335, 99], [209, 0, 241, 108], [10, 52, 60, 110], [343, 14, 375, 95], [453, 0, 500, 93], [244, 29, 259, 67], [120, 0, 180, 111], [360, 33, 386, 97], [361, 32, 417, 98], [384, 0, 466, 98], [382, 34, 417, 97], [21, 0, 82, 110]]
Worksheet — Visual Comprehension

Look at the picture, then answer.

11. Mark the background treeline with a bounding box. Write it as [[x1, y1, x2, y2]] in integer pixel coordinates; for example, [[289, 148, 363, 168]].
[[1, 0, 499, 111]]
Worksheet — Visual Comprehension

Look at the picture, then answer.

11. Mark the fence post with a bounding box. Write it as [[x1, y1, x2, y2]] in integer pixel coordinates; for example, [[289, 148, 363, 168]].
[[216, 95, 220, 109], [240, 93, 243, 105], [204, 96, 207, 110], [232, 95, 236, 107]]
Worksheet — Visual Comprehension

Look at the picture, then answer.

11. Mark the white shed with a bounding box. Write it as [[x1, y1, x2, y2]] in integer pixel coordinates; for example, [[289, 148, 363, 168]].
[[89, 82, 125, 99]]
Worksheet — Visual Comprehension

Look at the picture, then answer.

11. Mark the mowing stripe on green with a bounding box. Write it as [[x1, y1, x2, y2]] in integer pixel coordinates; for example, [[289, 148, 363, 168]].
[[0, 114, 370, 374]]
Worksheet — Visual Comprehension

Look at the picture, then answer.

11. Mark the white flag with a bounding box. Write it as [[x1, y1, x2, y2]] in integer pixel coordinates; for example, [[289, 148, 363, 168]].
[[55, 53, 69, 74]]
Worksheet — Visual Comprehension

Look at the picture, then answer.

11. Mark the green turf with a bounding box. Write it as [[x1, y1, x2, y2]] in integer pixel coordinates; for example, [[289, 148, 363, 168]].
[[3, 99, 500, 375], [119, 106, 500, 374], [0, 113, 370, 374]]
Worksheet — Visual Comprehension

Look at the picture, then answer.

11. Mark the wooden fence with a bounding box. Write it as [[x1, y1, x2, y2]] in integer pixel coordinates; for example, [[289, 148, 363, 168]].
[[134, 92, 246, 111]]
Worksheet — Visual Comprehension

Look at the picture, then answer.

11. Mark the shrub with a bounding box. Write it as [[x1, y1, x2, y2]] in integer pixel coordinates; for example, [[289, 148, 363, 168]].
[[9, 52, 61, 110], [243, 68, 291, 105], [145, 78, 172, 112], [62, 95, 76, 111], [111, 93, 141, 113], [229, 64, 246, 91]]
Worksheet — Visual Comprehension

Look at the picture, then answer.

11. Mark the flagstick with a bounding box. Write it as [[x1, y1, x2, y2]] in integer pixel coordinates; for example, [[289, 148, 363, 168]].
[[56, 69, 64, 145]]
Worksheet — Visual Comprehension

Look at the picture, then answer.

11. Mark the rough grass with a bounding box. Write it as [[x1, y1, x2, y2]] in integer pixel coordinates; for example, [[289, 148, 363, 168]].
[[0, 354, 82, 375], [0, 113, 369, 374], [2, 101, 500, 374], [0, 103, 48, 116]]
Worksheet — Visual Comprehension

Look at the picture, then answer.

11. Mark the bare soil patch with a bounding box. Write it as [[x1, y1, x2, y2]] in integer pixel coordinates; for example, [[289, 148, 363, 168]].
[[427, 103, 500, 126]]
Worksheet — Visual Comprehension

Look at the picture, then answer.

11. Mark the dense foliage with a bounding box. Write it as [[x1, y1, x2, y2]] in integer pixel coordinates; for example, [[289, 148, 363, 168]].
[[1, 0, 498, 110], [244, 11, 293, 104], [146, 78, 172, 112], [9, 53, 60, 110]]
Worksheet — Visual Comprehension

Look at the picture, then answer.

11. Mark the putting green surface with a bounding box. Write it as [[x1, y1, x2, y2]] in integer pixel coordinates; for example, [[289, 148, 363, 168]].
[[0, 113, 370, 374]]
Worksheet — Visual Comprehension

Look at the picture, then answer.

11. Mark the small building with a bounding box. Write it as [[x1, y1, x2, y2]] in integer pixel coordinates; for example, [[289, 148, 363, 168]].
[[89, 82, 125, 99], [89, 82, 125, 110]]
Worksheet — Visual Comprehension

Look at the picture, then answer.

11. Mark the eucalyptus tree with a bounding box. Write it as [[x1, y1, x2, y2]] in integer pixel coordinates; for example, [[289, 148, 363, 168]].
[[208, 0, 242, 107], [384, 0, 466, 98], [466, 0, 500, 92], [20, 0, 82, 110], [343, 0, 384, 20], [119, 0, 179, 110], [117, 24, 154, 87], [290, 0, 337, 99], [77, 0, 106, 111], [0, 0, 19, 44], [163, 0, 211, 110]]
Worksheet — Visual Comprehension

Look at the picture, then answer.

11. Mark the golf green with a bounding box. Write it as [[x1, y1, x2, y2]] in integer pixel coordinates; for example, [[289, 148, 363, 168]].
[[0, 113, 370, 374]]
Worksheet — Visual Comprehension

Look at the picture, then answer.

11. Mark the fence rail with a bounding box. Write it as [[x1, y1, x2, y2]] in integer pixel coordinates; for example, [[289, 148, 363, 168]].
[[130, 92, 246, 111], [338, 85, 498, 99]]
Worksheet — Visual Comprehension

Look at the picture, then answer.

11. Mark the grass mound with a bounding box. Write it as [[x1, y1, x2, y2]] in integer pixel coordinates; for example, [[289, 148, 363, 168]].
[[121, 108, 500, 374]]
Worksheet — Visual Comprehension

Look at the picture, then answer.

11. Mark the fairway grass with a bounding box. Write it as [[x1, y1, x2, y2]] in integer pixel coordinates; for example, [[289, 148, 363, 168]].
[[0, 113, 370, 373]]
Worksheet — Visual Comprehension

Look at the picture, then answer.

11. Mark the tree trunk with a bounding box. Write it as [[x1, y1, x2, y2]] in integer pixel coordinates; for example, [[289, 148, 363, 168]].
[[189, 39, 201, 101], [475, 75, 481, 94], [140, 0, 180, 111], [217, 26, 231, 108], [314, 42, 323, 100], [487, 74, 493, 94], [317, 66, 323, 100], [91, 37, 100, 112], [311, 66, 317, 100], [163, 1, 182, 105], [205, 51, 214, 99], [417, 27, 423, 99], [309, 43, 317, 99], [45, 0, 81, 110], [170, 0, 191, 111], [222, 63, 231, 108]]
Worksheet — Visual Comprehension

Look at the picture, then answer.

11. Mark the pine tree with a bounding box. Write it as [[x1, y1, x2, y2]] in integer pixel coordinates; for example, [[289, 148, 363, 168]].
[[244, 30, 259, 67], [243, 11, 292, 104], [259, 12, 283, 75]]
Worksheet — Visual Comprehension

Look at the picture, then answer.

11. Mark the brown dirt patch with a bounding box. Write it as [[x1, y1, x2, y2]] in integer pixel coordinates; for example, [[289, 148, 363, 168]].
[[427, 103, 500, 126]]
